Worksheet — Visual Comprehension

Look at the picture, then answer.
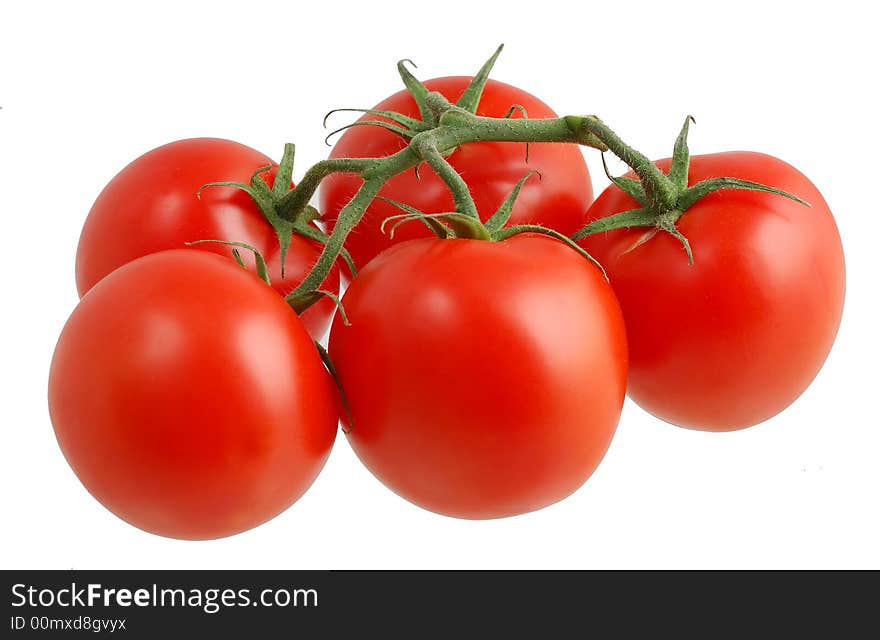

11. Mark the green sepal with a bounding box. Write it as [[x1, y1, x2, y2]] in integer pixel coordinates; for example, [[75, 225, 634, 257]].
[[431, 213, 491, 240], [601, 153, 648, 206], [484, 171, 539, 233], [571, 207, 657, 240], [679, 177, 811, 211], [456, 44, 504, 114], [667, 115, 695, 190], [383, 212, 453, 239], [185, 239, 271, 285], [377, 198, 453, 239], [397, 59, 433, 126], [323, 108, 426, 132], [325, 120, 415, 146], [377, 196, 487, 240], [286, 288, 349, 324], [197, 179, 259, 201], [495, 224, 607, 280], [657, 217, 694, 264]]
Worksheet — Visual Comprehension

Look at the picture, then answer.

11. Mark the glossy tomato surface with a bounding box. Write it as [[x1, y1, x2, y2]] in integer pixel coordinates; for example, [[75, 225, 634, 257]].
[[320, 77, 593, 271], [49, 250, 338, 539], [75, 137, 337, 338], [579, 152, 845, 431], [329, 235, 627, 519]]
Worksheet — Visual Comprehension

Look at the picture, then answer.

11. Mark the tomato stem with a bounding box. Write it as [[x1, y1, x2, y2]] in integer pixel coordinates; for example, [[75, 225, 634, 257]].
[[275, 157, 374, 221], [276, 100, 623, 300], [268, 46, 807, 305], [414, 136, 479, 219], [569, 116, 678, 209]]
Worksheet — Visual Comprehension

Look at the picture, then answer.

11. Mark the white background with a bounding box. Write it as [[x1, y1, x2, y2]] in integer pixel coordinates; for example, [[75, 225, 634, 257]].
[[2, 0, 877, 569]]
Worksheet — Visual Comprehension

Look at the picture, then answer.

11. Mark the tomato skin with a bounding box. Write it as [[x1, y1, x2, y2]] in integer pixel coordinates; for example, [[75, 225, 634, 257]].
[[579, 152, 845, 431], [76, 138, 277, 293], [320, 77, 593, 271], [49, 250, 338, 539], [328, 235, 627, 519], [75, 137, 337, 338]]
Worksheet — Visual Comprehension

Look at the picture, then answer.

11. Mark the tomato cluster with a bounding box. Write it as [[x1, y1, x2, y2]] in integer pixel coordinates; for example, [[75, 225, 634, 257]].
[[48, 55, 845, 540]]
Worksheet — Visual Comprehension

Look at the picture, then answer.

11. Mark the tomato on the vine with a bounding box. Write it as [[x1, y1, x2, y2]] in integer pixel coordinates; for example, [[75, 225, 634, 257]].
[[49, 250, 338, 539], [578, 152, 845, 431], [329, 234, 627, 519], [320, 77, 593, 271], [75, 137, 338, 338]]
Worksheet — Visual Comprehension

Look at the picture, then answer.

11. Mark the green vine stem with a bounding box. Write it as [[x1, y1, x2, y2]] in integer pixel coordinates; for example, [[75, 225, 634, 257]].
[[277, 50, 630, 311], [275, 46, 807, 311], [283, 105, 628, 308]]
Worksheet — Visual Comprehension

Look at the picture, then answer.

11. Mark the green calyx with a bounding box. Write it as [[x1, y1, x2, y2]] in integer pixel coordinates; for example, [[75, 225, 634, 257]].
[[377, 172, 607, 278], [571, 116, 811, 263], [198, 143, 357, 281]]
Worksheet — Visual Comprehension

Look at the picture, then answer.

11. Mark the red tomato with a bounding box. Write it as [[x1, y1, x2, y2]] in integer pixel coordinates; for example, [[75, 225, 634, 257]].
[[75, 137, 337, 338], [49, 250, 338, 539], [320, 77, 593, 271], [578, 152, 845, 431], [328, 235, 627, 519]]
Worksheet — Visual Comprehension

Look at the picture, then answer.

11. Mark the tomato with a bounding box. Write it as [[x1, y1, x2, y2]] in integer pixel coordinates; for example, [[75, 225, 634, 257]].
[[578, 152, 845, 431], [328, 234, 627, 519], [75, 137, 337, 338], [49, 250, 338, 539], [320, 77, 593, 271]]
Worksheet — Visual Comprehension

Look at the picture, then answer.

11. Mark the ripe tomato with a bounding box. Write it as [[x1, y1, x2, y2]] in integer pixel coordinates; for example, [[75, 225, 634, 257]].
[[578, 152, 845, 431], [328, 235, 627, 519], [49, 250, 338, 539], [320, 77, 593, 271], [75, 137, 337, 338]]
